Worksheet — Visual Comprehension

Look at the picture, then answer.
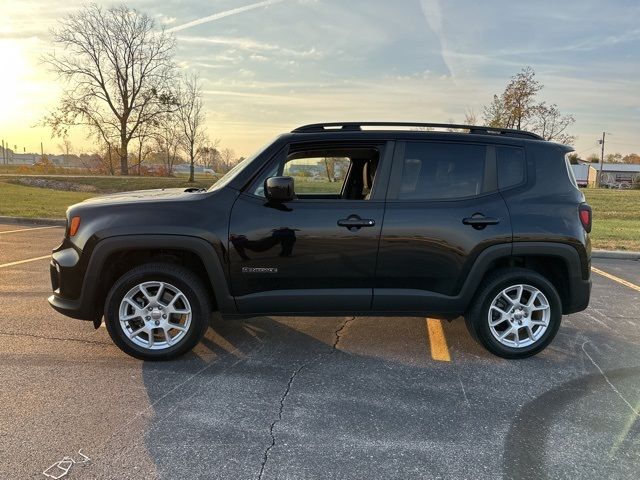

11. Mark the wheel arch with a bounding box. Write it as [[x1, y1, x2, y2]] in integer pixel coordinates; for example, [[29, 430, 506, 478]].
[[462, 242, 588, 315], [83, 235, 236, 323]]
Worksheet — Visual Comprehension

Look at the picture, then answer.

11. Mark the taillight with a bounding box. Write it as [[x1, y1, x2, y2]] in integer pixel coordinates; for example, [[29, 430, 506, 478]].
[[579, 203, 592, 233]]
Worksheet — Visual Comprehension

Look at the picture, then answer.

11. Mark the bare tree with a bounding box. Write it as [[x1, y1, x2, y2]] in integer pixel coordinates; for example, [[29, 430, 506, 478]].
[[198, 140, 222, 171], [177, 73, 207, 182], [323, 157, 337, 182], [219, 147, 237, 173], [97, 142, 117, 175], [58, 136, 73, 157], [155, 112, 182, 175], [532, 103, 575, 144], [463, 108, 478, 125], [131, 120, 156, 175], [43, 4, 177, 175]]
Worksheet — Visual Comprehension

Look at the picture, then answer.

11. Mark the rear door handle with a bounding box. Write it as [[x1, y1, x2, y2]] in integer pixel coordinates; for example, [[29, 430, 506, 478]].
[[462, 215, 500, 230], [338, 215, 376, 230]]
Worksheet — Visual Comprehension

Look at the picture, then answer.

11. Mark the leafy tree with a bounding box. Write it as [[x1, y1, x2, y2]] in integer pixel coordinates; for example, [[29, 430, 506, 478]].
[[484, 67, 542, 130], [605, 153, 623, 163], [622, 153, 640, 164], [567, 153, 579, 164], [482, 67, 575, 143], [44, 4, 177, 175]]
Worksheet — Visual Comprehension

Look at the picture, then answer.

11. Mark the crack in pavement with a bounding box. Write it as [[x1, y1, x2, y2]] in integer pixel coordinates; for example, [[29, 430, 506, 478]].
[[332, 315, 352, 350], [257, 363, 306, 480], [0, 331, 110, 346], [257, 316, 354, 480]]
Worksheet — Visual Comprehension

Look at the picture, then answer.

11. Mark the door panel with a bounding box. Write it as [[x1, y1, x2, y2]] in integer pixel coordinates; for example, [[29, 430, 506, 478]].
[[374, 195, 511, 308], [373, 140, 512, 313], [229, 195, 384, 312]]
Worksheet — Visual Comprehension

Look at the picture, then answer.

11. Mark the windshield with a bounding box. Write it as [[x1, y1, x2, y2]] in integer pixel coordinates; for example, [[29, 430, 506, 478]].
[[208, 140, 274, 192]]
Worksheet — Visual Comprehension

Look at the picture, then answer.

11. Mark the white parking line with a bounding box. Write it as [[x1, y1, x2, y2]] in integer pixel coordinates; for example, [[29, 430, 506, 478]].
[[0, 255, 51, 269], [0, 225, 62, 235]]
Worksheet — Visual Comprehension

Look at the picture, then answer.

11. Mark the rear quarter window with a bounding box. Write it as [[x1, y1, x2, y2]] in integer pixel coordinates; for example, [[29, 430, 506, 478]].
[[497, 146, 526, 189], [564, 153, 579, 188]]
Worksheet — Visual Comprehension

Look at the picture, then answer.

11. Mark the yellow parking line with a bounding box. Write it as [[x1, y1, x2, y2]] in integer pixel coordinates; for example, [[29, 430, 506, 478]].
[[426, 318, 451, 362], [0, 225, 61, 234], [0, 255, 51, 269], [591, 267, 640, 293]]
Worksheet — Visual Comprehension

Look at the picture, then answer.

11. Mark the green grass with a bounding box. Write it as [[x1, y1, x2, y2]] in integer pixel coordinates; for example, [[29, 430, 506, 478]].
[[0, 175, 216, 218], [583, 188, 640, 251], [293, 177, 342, 194], [0, 181, 95, 218], [1, 175, 638, 251], [1, 175, 215, 193]]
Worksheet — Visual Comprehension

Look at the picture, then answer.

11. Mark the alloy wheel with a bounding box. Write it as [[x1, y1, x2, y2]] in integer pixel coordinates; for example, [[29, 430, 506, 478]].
[[487, 284, 551, 348], [118, 281, 192, 350]]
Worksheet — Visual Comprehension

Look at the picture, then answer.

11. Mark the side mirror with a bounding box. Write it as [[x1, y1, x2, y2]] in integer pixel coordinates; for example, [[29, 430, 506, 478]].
[[264, 176, 294, 202]]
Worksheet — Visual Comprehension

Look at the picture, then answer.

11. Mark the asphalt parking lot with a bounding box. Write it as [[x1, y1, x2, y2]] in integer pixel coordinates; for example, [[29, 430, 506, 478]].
[[0, 222, 638, 479]]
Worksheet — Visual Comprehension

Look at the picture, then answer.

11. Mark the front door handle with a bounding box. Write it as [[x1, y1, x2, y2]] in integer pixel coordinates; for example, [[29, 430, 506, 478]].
[[462, 214, 500, 230], [338, 215, 376, 230]]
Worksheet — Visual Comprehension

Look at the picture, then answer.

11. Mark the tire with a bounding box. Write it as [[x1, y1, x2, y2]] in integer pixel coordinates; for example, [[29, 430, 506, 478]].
[[465, 268, 562, 359], [104, 262, 211, 360]]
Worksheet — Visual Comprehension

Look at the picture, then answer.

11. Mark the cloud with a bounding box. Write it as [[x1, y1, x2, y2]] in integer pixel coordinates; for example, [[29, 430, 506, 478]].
[[166, 0, 286, 33], [158, 16, 177, 25], [419, 0, 456, 78], [177, 35, 322, 58]]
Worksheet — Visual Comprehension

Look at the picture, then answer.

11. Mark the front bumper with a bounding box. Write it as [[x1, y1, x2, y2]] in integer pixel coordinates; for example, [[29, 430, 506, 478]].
[[48, 292, 96, 321], [48, 245, 98, 322]]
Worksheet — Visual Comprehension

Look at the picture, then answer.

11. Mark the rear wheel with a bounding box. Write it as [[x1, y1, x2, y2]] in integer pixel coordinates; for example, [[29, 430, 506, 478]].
[[104, 263, 211, 360], [465, 268, 562, 359]]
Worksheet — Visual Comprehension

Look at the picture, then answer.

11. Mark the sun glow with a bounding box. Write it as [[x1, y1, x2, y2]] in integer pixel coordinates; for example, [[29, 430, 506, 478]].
[[0, 38, 61, 152], [0, 40, 30, 113]]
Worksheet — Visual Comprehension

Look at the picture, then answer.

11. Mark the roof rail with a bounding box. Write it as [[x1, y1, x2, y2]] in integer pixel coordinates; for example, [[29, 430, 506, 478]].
[[291, 122, 544, 140]]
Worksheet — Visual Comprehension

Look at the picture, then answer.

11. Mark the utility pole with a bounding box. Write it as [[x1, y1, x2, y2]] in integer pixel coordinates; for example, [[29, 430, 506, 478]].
[[597, 132, 606, 188], [1, 140, 5, 165]]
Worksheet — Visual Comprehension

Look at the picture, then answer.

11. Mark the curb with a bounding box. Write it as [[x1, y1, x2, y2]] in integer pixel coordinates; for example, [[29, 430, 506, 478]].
[[0, 216, 66, 226], [592, 249, 640, 260]]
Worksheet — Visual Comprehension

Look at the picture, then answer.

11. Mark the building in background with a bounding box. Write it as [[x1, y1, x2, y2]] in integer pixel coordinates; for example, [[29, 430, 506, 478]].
[[592, 163, 640, 187], [571, 164, 597, 187]]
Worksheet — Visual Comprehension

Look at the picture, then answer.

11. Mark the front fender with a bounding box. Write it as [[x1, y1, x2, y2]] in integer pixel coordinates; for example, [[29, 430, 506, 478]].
[[50, 234, 237, 322], [87, 234, 236, 312]]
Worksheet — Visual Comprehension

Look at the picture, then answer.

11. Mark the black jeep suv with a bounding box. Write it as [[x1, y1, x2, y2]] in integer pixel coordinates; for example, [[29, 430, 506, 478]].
[[49, 122, 592, 360]]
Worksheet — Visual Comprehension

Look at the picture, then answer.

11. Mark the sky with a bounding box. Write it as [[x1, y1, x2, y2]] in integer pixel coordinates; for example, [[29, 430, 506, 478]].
[[1, 0, 639, 158]]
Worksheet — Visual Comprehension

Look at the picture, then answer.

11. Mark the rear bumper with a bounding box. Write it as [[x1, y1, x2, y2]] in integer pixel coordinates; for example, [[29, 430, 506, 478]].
[[564, 278, 591, 314]]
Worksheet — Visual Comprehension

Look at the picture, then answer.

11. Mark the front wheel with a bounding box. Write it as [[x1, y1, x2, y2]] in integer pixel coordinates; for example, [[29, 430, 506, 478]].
[[465, 268, 562, 359], [104, 263, 211, 360]]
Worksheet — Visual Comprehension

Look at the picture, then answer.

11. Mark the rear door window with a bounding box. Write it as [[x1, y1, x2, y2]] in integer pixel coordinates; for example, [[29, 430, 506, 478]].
[[399, 142, 488, 200]]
